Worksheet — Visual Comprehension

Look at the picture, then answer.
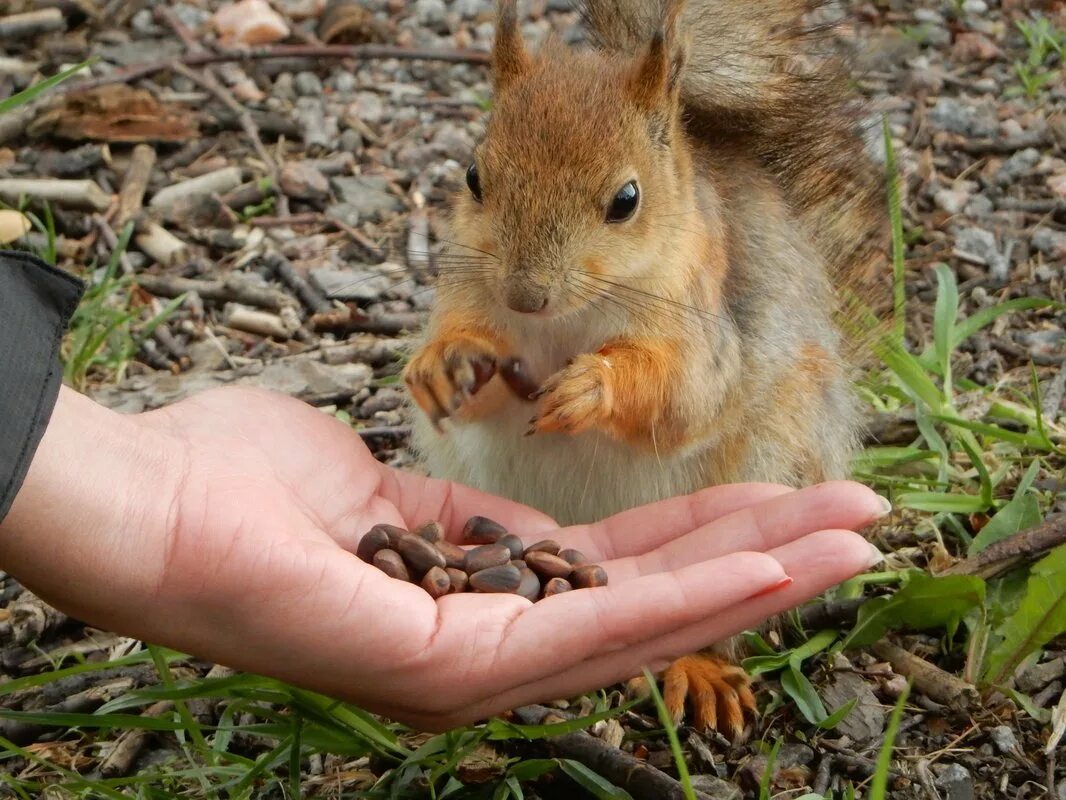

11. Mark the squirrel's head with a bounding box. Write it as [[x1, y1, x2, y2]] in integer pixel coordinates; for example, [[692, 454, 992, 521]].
[[450, 0, 696, 319]]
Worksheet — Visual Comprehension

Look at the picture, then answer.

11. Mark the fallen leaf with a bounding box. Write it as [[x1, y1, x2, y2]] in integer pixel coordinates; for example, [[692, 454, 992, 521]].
[[28, 85, 199, 143]]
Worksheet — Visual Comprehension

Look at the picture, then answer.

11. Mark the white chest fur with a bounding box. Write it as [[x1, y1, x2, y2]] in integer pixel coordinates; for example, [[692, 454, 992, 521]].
[[409, 310, 708, 525]]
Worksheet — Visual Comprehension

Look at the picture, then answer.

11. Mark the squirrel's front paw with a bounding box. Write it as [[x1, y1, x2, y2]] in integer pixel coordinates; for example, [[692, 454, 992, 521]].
[[404, 335, 500, 428], [527, 353, 613, 437]]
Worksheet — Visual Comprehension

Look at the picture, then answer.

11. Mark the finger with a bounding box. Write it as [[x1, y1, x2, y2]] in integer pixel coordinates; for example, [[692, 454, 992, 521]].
[[601, 481, 889, 583], [492, 554, 793, 678], [547, 483, 794, 561], [376, 465, 558, 542], [434, 528, 875, 727]]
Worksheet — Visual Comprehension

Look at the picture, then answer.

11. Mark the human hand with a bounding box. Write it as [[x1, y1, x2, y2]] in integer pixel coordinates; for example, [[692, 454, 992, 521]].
[[0, 386, 886, 731]]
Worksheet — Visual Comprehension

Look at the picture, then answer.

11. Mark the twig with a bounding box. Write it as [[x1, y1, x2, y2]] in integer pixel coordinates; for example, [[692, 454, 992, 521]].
[[222, 304, 296, 340], [0, 9, 65, 39], [957, 134, 1053, 155], [159, 7, 288, 217], [92, 214, 135, 275], [134, 223, 189, 266], [66, 44, 491, 94], [0, 178, 110, 211], [100, 700, 174, 777], [944, 513, 1066, 580], [136, 273, 292, 311], [114, 143, 156, 228], [871, 641, 979, 709], [326, 211, 387, 261], [267, 253, 333, 315], [310, 307, 424, 336], [512, 704, 713, 800]]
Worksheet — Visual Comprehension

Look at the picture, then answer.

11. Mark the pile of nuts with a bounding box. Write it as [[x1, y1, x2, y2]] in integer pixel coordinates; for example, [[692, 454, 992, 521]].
[[356, 516, 608, 602]]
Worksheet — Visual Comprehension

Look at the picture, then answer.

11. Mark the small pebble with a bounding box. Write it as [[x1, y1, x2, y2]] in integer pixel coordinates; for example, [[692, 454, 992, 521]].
[[435, 540, 468, 570], [415, 520, 444, 544], [355, 527, 391, 562], [517, 568, 541, 601], [446, 568, 468, 593]]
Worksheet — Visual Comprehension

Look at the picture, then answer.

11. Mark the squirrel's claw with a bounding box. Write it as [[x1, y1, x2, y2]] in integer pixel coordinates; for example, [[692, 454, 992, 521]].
[[633, 654, 755, 742]]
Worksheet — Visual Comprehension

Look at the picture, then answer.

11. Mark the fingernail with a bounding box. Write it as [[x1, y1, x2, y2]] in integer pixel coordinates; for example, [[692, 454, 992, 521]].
[[866, 543, 885, 568], [875, 495, 893, 518], [748, 576, 793, 599]]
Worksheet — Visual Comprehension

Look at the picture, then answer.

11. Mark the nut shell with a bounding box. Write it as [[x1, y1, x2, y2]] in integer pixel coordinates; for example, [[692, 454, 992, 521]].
[[462, 516, 508, 545], [446, 567, 468, 593], [558, 548, 589, 567], [414, 520, 444, 544], [373, 549, 410, 582], [464, 543, 511, 573], [525, 551, 574, 580], [524, 539, 561, 557], [542, 577, 573, 597], [571, 565, 608, 589], [469, 564, 522, 593], [498, 533, 525, 560], [397, 533, 447, 575], [355, 527, 391, 562], [435, 540, 467, 570], [421, 566, 451, 599], [517, 568, 541, 601]]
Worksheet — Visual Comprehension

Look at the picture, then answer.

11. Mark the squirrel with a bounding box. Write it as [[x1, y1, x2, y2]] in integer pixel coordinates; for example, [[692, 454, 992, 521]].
[[403, 0, 889, 738]]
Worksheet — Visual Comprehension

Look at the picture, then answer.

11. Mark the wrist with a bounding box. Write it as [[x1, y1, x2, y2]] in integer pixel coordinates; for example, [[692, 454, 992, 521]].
[[0, 387, 184, 625]]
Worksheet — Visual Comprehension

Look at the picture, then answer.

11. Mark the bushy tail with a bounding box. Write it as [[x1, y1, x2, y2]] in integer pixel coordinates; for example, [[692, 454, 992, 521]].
[[579, 0, 891, 333]]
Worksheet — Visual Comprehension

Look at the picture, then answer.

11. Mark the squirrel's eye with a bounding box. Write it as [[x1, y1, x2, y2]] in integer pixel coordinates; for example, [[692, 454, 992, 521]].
[[466, 162, 483, 203], [606, 181, 639, 223]]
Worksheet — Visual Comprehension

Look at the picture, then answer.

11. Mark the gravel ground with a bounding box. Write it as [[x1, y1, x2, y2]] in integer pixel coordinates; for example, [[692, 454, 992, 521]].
[[0, 0, 1063, 796]]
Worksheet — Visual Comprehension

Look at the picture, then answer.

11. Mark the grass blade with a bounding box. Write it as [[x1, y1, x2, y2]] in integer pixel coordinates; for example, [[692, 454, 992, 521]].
[[640, 668, 696, 800], [0, 60, 93, 115]]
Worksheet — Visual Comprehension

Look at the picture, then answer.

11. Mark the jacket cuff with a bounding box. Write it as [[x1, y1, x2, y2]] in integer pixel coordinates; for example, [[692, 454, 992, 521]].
[[0, 250, 84, 523]]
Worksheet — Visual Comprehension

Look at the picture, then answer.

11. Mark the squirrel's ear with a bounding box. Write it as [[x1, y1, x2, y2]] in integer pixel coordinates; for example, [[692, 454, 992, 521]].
[[626, 0, 686, 111], [493, 0, 530, 92]]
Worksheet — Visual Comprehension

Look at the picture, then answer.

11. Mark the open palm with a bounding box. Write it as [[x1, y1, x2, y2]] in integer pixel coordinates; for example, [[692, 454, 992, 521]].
[[4, 387, 884, 732]]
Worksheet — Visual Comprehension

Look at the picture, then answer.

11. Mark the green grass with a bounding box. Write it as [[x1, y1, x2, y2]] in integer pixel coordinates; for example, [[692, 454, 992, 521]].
[[60, 223, 186, 391]]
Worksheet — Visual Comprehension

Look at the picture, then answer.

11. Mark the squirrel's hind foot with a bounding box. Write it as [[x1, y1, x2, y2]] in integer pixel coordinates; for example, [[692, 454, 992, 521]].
[[627, 653, 755, 742]]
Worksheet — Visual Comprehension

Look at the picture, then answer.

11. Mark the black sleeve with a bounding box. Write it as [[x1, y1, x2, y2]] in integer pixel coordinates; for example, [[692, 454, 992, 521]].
[[0, 250, 84, 523]]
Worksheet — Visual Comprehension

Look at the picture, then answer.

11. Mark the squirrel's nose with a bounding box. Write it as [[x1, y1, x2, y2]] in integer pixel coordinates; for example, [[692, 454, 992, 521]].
[[504, 283, 549, 314]]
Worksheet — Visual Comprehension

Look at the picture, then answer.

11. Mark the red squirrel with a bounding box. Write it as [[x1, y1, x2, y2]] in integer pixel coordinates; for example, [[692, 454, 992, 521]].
[[403, 0, 888, 737]]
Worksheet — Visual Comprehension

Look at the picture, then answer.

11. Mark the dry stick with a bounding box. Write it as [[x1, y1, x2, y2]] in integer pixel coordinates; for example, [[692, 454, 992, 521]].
[[66, 43, 491, 93], [99, 700, 174, 777], [944, 513, 1066, 580], [310, 307, 424, 336], [92, 215, 135, 275], [114, 143, 156, 228], [159, 7, 289, 217], [136, 273, 291, 311], [0, 9, 65, 39], [871, 641, 979, 710], [267, 252, 333, 315], [0, 178, 110, 211], [512, 704, 710, 800]]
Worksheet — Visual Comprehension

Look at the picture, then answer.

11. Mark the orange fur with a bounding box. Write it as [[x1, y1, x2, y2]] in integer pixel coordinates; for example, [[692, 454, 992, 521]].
[[529, 338, 687, 448]]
